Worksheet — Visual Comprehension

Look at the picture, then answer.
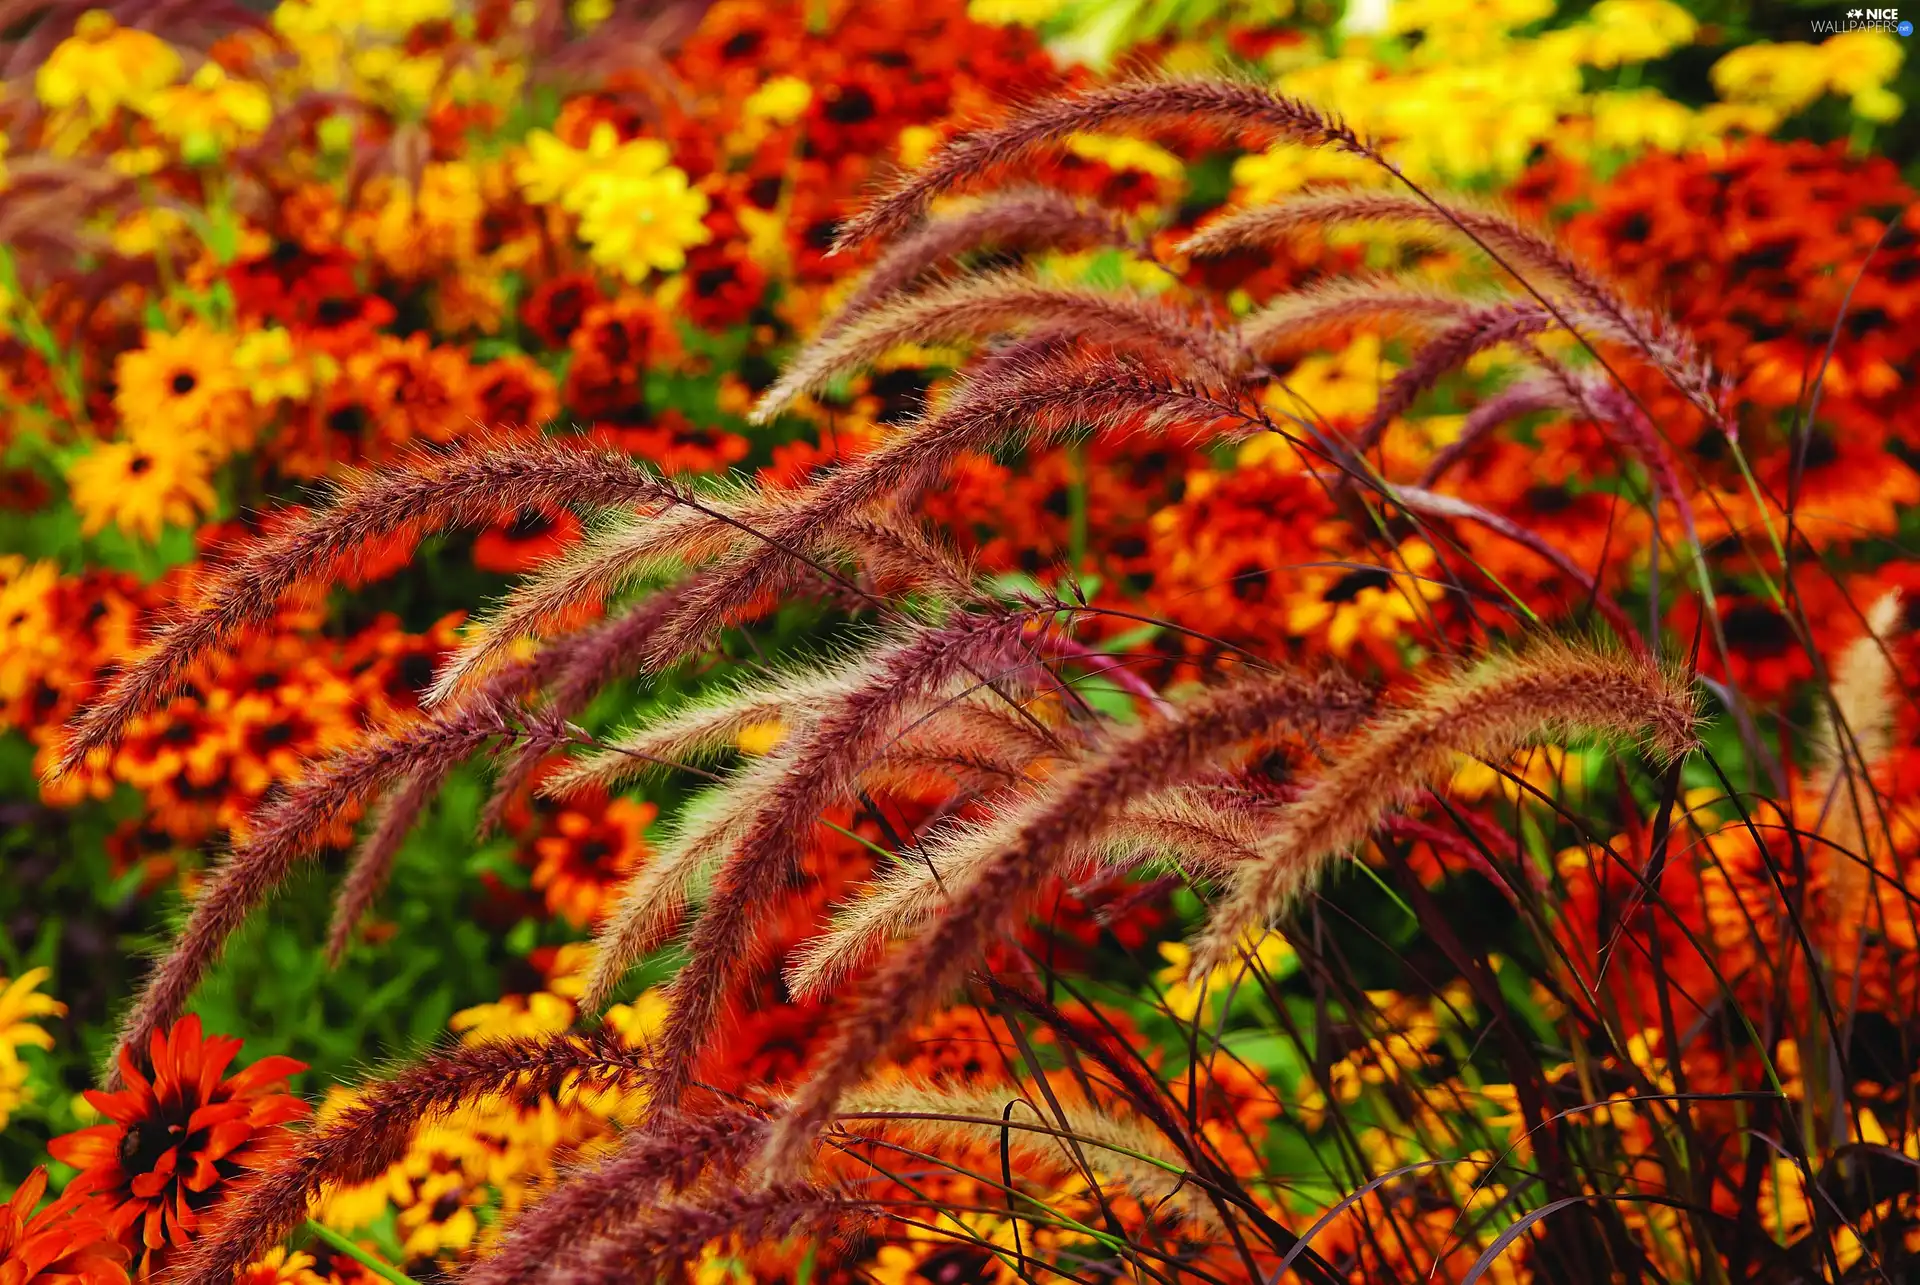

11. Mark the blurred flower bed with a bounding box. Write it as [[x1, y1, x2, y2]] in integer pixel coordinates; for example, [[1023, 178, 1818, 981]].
[[0, 0, 1916, 1281]]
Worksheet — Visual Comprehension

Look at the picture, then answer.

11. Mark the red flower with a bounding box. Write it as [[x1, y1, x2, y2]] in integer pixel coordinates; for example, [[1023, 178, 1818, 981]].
[[526, 791, 657, 926], [473, 506, 581, 574], [49, 1017, 308, 1275], [519, 273, 603, 350], [682, 240, 767, 333], [0, 1168, 130, 1285]]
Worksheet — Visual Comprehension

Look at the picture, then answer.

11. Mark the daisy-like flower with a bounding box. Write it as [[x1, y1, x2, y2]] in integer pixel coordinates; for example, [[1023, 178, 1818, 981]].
[[0, 969, 62, 1131], [528, 793, 658, 927], [33, 11, 180, 120], [576, 164, 711, 283], [111, 324, 249, 456], [0, 558, 63, 705], [234, 1246, 328, 1285], [65, 430, 218, 543], [49, 1016, 308, 1274], [0, 1168, 130, 1285]]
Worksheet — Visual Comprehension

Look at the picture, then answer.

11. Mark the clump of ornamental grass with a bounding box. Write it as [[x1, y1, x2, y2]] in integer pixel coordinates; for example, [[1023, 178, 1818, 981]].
[[54, 75, 1746, 1280]]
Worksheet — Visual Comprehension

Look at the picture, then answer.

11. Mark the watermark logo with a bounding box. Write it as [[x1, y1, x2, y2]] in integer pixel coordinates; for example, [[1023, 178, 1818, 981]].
[[1813, 5, 1909, 30]]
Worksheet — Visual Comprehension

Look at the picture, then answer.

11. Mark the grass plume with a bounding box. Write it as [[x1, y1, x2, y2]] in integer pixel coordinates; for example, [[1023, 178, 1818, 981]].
[[171, 1031, 653, 1285], [832, 76, 1371, 254], [1188, 638, 1700, 977], [49, 439, 671, 779], [760, 668, 1373, 1178]]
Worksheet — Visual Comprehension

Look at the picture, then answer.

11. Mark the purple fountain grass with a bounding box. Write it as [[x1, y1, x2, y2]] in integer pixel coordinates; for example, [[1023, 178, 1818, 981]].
[[171, 1030, 653, 1285], [425, 485, 769, 708], [823, 186, 1142, 339], [1370, 479, 1646, 651], [1237, 276, 1507, 356], [831, 76, 1372, 254], [1188, 639, 1700, 978], [1416, 377, 1570, 486], [48, 438, 674, 779], [105, 674, 572, 1084], [548, 1183, 875, 1285], [832, 1078, 1219, 1230], [323, 767, 450, 963], [1344, 302, 1558, 456], [1814, 589, 1905, 973], [616, 608, 1068, 1108], [462, 1108, 772, 1285], [476, 583, 696, 838], [1181, 186, 1715, 403], [785, 781, 1270, 1001], [634, 351, 1259, 674], [750, 269, 1249, 425], [759, 668, 1374, 1179]]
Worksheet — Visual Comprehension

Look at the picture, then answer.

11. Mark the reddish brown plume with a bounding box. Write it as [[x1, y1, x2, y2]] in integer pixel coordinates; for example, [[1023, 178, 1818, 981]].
[[623, 608, 1058, 1110], [107, 684, 570, 1086], [48, 439, 671, 780], [463, 1108, 771, 1285], [823, 186, 1139, 339], [833, 76, 1371, 254], [759, 668, 1373, 1179], [548, 1183, 873, 1285], [174, 1031, 652, 1285]]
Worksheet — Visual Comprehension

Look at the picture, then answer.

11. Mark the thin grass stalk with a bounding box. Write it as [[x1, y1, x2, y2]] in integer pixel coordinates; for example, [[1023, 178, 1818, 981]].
[[49, 439, 672, 778], [1191, 639, 1699, 977], [173, 1032, 653, 1285], [759, 669, 1373, 1179]]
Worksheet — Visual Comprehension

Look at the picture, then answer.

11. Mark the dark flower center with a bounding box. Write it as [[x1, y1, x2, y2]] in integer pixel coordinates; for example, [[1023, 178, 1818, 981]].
[[128, 454, 154, 476], [118, 1116, 189, 1180], [1525, 483, 1576, 514], [1231, 564, 1271, 602], [1723, 601, 1794, 655], [328, 405, 370, 437], [170, 371, 198, 396], [1323, 567, 1392, 602], [823, 86, 877, 125], [505, 508, 554, 540]]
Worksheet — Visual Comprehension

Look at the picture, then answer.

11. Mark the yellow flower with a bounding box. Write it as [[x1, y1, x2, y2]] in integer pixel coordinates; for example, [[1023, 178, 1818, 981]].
[[398, 1170, 482, 1258], [735, 720, 787, 755], [0, 559, 62, 703], [1575, 0, 1697, 67], [235, 327, 333, 405], [0, 969, 62, 1130], [0, 969, 60, 1058], [576, 165, 711, 282], [513, 124, 670, 213], [143, 62, 273, 156], [35, 10, 181, 120], [896, 124, 941, 169], [967, 0, 1065, 23], [1065, 133, 1186, 184], [744, 76, 813, 126], [1254, 333, 1399, 433], [238, 1247, 329, 1285], [1711, 31, 1903, 120], [1287, 540, 1446, 659], [450, 990, 576, 1042], [1155, 930, 1296, 1020], [0, 1059, 31, 1134], [112, 322, 249, 453], [66, 428, 219, 542]]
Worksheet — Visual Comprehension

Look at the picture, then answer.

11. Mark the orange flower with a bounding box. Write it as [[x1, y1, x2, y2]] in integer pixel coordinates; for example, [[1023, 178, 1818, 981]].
[[49, 1017, 308, 1275], [0, 1167, 130, 1285], [528, 793, 658, 926], [473, 506, 581, 574]]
